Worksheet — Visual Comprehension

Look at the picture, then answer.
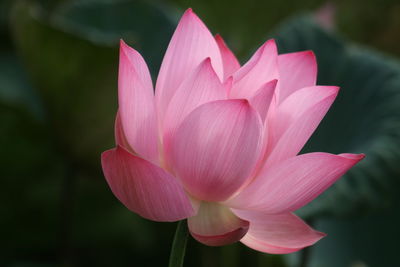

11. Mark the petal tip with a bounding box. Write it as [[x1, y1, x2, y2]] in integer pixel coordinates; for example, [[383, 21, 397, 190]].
[[182, 7, 201, 22], [340, 153, 366, 161]]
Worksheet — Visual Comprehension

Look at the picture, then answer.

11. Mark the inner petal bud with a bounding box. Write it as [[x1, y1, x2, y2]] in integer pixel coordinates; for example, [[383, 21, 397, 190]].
[[188, 202, 249, 246]]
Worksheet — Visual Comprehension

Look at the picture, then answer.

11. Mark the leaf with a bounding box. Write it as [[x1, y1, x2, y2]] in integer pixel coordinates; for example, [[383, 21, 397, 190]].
[[50, 0, 175, 74], [307, 209, 400, 267], [271, 16, 400, 217]]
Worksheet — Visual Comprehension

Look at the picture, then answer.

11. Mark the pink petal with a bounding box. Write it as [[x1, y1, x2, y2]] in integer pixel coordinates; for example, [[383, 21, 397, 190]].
[[163, 58, 226, 141], [215, 34, 240, 81], [248, 81, 277, 175], [118, 40, 159, 163], [188, 202, 249, 246], [101, 146, 195, 222], [266, 86, 339, 166], [155, 8, 223, 118], [114, 111, 133, 152], [249, 79, 277, 122], [229, 39, 278, 99], [165, 100, 263, 202], [233, 210, 325, 254], [227, 152, 365, 213], [277, 51, 317, 103]]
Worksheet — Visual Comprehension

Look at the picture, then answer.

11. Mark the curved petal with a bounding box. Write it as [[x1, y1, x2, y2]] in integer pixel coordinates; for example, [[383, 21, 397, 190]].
[[165, 99, 263, 202], [163, 58, 226, 140], [118, 40, 159, 163], [266, 86, 339, 166], [101, 146, 195, 222], [215, 34, 240, 81], [230, 39, 278, 99], [114, 111, 133, 153], [155, 8, 223, 118], [233, 210, 325, 254], [249, 79, 277, 122], [188, 202, 249, 246], [227, 152, 365, 213], [277, 51, 317, 103]]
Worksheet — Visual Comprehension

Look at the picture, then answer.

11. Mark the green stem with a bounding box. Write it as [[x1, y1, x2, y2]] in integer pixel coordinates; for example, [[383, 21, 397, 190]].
[[168, 220, 189, 267]]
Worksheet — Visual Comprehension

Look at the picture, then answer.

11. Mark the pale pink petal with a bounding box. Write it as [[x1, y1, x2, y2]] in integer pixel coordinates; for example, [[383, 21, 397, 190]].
[[229, 39, 278, 99], [101, 146, 195, 222], [249, 79, 277, 122], [118, 40, 159, 163], [163, 58, 226, 141], [215, 34, 240, 81], [277, 51, 317, 103], [165, 100, 263, 202], [247, 81, 277, 175], [155, 8, 223, 118], [266, 86, 339, 166], [188, 202, 249, 246], [227, 152, 365, 213], [233, 210, 325, 254]]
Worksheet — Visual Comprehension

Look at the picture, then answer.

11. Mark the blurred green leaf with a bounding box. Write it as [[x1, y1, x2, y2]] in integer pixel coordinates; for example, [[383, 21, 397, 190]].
[[51, 0, 175, 74], [308, 206, 400, 267], [0, 52, 44, 117], [271, 16, 400, 217], [0, 53, 64, 266]]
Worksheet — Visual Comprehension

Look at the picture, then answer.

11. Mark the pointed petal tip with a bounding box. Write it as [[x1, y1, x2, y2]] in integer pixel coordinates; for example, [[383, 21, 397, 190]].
[[302, 49, 316, 57], [202, 56, 212, 66], [119, 38, 131, 51], [264, 38, 277, 48], [268, 79, 278, 86], [340, 153, 366, 161], [183, 7, 201, 21]]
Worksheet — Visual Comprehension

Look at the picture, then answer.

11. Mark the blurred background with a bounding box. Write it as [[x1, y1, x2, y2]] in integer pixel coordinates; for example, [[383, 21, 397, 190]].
[[1, 0, 400, 266]]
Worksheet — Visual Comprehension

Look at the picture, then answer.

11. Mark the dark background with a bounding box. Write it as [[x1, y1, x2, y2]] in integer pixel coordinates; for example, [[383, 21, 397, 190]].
[[1, 0, 400, 266]]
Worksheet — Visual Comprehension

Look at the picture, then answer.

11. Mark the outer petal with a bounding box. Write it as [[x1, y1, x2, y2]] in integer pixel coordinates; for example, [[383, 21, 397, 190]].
[[229, 39, 278, 99], [277, 51, 317, 103], [215, 34, 240, 81], [155, 8, 223, 118], [165, 99, 263, 202], [101, 146, 195, 222], [249, 79, 277, 122], [188, 202, 249, 246], [233, 210, 325, 254], [118, 40, 159, 163], [114, 111, 132, 152], [266, 86, 339, 166], [227, 152, 365, 213], [163, 58, 226, 140]]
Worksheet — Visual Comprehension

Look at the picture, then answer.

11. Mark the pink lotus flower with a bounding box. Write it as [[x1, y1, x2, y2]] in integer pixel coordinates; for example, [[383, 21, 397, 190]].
[[101, 8, 364, 253]]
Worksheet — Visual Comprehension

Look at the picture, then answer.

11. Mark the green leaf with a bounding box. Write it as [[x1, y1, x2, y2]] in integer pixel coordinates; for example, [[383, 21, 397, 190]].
[[271, 16, 400, 217], [307, 209, 400, 267], [50, 0, 175, 74]]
